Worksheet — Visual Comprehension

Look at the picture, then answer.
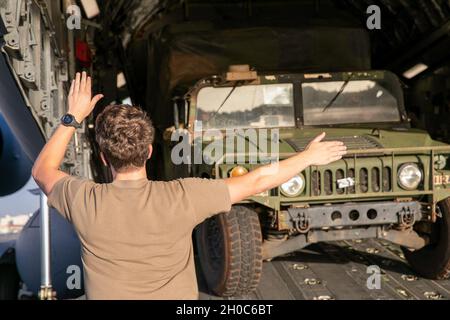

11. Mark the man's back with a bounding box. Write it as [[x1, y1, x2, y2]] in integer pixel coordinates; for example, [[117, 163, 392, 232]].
[[32, 75, 345, 299], [48, 176, 231, 299]]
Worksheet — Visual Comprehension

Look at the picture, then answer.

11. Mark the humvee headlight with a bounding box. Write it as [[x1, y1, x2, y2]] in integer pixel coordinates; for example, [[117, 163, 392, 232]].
[[280, 174, 305, 197], [229, 166, 248, 177], [398, 163, 422, 190]]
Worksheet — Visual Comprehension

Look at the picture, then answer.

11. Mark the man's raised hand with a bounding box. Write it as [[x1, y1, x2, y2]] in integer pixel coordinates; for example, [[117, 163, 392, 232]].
[[303, 132, 347, 166], [68, 71, 104, 123]]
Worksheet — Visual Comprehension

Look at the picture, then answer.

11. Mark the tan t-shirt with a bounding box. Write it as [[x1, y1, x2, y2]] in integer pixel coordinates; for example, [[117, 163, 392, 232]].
[[47, 176, 231, 300]]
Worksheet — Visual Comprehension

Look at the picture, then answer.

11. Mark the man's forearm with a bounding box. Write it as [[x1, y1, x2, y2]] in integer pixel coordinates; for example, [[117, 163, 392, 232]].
[[32, 125, 75, 193], [225, 152, 312, 203], [251, 152, 312, 194], [32, 72, 102, 195]]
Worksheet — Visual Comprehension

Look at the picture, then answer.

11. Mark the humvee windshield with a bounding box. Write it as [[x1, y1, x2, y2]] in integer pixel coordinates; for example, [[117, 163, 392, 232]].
[[302, 80, 401, 126], [196, 83, 295, 130], [195, 77, 403, 130]]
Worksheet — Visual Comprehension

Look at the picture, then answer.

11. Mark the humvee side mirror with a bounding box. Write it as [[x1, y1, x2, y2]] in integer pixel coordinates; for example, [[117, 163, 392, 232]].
[[173, 98, 188, 129]]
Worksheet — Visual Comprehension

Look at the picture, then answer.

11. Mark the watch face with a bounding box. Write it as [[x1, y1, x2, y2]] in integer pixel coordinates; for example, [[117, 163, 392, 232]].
[[62, 114, 74, 125]]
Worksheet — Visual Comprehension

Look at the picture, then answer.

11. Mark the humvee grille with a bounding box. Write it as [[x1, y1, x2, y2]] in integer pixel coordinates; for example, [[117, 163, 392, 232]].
[[286, 135, 382, 152], [310, 166, 392, 196], [287, 136, 390, 197]]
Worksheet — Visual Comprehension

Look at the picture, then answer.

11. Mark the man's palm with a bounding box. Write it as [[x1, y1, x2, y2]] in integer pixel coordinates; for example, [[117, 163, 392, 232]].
[[304, 132, 347, 166], [68, 72, 103, 122]]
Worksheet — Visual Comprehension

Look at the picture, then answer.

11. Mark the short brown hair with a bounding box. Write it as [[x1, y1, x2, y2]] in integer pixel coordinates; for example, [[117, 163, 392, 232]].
[[95, 104, 154, 172]]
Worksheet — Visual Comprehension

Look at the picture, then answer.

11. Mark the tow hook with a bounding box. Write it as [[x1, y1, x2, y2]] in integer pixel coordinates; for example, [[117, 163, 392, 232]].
[[398, 207, 415, 229], [292, 212, 311, 233]]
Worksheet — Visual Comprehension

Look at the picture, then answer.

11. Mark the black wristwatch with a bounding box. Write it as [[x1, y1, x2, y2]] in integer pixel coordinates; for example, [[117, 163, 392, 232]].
[[61, 113, 82, 129]]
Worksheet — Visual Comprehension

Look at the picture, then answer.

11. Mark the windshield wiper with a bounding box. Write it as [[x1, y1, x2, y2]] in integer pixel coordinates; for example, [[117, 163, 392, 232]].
[[206, 83, 239, 125], [321, 73, 353, 113]]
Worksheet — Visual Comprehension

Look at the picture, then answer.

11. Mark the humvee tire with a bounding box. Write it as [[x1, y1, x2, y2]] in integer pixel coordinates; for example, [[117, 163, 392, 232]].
[[0, 264, 20, 300], [196, 205, 263, 297], [403, 197, 450, 279]]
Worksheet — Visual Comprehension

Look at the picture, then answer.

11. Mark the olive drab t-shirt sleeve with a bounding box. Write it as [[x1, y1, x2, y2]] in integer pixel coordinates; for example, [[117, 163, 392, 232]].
[[181, 178, 232, 225], [47, 175, 93, 221]]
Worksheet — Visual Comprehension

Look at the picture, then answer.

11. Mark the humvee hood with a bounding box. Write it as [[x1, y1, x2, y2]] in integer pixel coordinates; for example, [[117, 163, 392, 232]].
[[278, 127, 447, 153], [200, 127, 447, 161]]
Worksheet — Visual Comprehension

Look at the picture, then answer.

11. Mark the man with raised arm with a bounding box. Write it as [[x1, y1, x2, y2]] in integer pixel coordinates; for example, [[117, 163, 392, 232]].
[[32, 72, 347, 299]]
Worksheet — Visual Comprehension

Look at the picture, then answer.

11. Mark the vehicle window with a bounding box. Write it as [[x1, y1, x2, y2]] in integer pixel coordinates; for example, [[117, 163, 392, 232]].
[[302, 80, 401, 125], [196, 83, 295, 130]]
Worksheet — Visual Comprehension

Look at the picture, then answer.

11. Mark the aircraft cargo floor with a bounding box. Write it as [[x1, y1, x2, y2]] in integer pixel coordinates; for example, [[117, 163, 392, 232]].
[[197, 239, 450, 300]]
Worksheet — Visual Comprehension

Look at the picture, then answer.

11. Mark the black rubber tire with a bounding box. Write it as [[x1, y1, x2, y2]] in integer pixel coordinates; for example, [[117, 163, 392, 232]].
[[403, 197, 450, 279], [196, 205, 263, 297], [0, 264, 20, 300]]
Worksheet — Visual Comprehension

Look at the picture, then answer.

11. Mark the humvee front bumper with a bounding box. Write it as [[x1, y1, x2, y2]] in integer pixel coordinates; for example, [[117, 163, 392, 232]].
[[280, 200, 423, 233], [263, 199, 429, 261]]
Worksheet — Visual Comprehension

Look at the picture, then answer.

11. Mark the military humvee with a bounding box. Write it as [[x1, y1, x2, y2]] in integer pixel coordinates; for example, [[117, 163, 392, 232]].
[[160, 66, 450, 297]]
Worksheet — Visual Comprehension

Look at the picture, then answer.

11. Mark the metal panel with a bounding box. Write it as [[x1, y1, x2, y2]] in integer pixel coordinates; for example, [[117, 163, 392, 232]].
[[0, 0, 91, 177]]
